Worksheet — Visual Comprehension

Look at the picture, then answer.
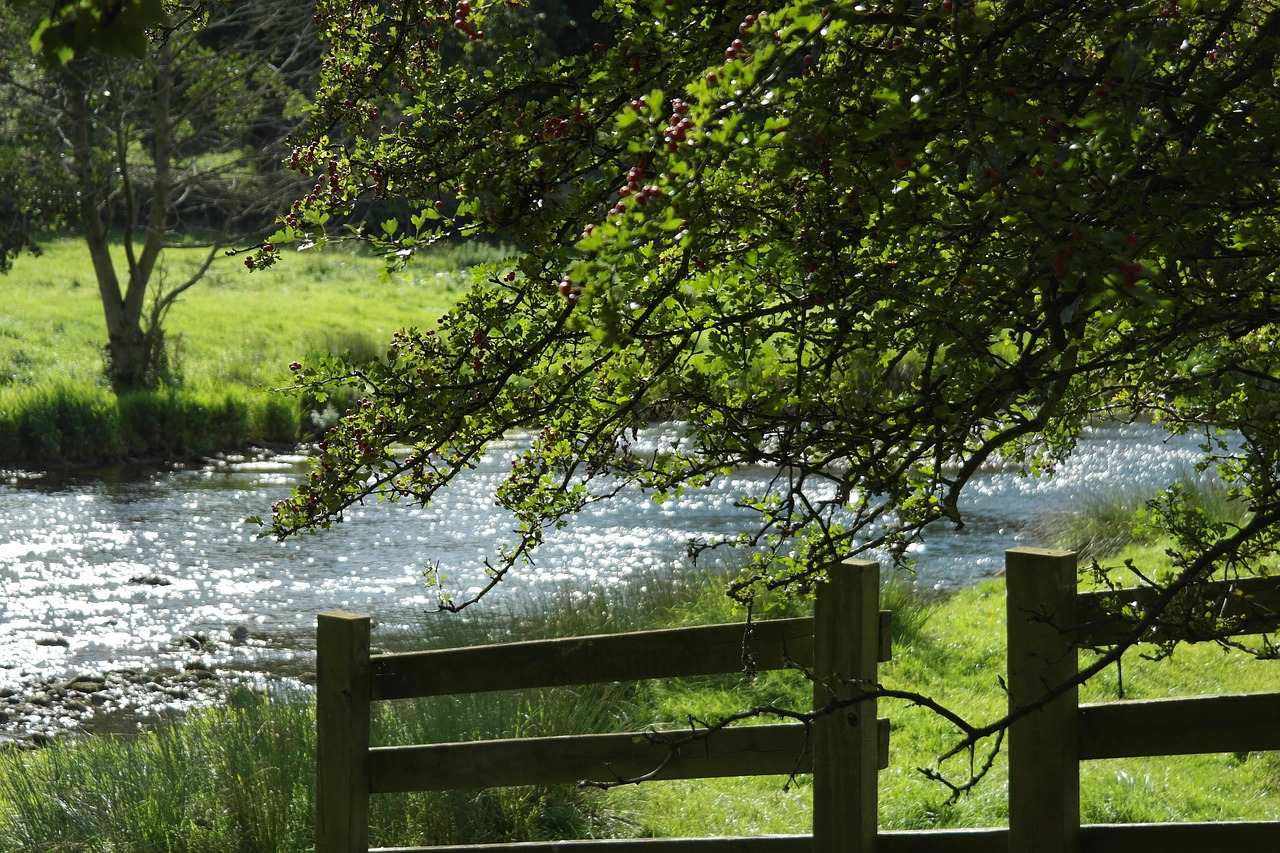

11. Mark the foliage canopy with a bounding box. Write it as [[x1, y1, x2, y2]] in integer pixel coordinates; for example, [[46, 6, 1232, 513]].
[[267, 0, 1280, 622], [23, 0, 166, 64]]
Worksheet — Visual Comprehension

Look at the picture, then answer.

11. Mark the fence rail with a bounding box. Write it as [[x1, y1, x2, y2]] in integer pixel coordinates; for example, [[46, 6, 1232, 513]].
[[316, 548, 1280, 852], [362, 822, 1280, 853], [318, 559, 888, 853], [368, 613, 891, 700]]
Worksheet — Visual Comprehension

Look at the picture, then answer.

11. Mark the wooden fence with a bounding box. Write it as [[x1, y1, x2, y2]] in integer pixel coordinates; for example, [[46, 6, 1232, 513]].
[[1004, 548, 1280, 853], [316, 548, 1280, 852]]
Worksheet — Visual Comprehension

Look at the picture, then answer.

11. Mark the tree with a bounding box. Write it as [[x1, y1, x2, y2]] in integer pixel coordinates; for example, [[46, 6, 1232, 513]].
[[264, 0, 1280, 772], [0, 2, 318, 389], [24, 0, 167, 63]]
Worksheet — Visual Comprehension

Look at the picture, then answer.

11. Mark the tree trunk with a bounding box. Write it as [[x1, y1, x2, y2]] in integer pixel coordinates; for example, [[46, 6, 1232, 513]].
[[63, 49, 171, 391]]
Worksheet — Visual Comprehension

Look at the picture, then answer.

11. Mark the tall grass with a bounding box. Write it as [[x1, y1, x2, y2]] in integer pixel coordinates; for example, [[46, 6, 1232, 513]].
[[116, 387, 299, 459], [0, 381, 300, 466], [0, 684, 622, 851], [0, 381, 123, 464], [0, 690, 317, 852], [1035, 475, 1249, 562]]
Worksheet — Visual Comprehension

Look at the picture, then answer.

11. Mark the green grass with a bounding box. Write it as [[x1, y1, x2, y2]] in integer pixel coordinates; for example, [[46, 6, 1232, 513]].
[[0, 690, 317, 852], [614, 574, 1280, 836], [2, 237, 483, 391], [3, 565, 1274, 849], [0, 236, 506, 464]]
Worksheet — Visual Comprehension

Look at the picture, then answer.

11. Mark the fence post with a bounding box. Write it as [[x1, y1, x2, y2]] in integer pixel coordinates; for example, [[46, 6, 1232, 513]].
[[316, 612, 373, 853], [1006, 548, 1080, 853], [812, 558, 880, 853]]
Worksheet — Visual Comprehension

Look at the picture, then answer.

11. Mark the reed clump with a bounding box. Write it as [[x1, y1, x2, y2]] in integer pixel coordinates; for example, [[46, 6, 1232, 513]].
[[0, 381, 301, 466], [1035, 476, 1250, 562]]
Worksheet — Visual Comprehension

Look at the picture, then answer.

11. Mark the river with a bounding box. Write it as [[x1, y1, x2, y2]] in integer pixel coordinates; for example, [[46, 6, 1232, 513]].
[[0, 421, 1208, 716]]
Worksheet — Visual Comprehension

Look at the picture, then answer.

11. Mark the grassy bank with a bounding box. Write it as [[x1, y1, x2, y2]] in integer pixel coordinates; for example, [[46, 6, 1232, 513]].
[[610, 567, 1280, 835], [0, 382, 300, 465], [0, 237, 495, 465], [1, 566, 1275, 849]]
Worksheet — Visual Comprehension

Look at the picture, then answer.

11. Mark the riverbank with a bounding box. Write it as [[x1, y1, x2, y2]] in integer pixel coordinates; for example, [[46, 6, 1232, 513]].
[[0, 236, 494, 467], [1, 567, 1276, 848], [2, 661, 240, 748], [0, 382, 303, 467], [0, 621, 313, 749]]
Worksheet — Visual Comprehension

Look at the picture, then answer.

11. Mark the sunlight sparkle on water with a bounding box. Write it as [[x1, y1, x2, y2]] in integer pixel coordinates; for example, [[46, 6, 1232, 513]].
[[0, 424, 1209, 690]]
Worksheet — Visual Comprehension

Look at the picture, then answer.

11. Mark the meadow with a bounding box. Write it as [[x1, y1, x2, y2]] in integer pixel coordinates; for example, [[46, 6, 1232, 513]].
[[0, 237, 495, 465]]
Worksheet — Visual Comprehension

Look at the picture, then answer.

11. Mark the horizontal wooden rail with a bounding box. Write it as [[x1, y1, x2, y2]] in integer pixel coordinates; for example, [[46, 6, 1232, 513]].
[[371, 614, 892, 701], [1079, 692, 1280, 759], [1078, 821, 1280, 853], [371, 724, 810, 792], [1076, 575, 1280, 645], [375, 823, 1280, 853], [374, 838, 813, 852], [375, 831, 1011, 853], [369, 720, 891, 794], [371, 619, 807, 700]]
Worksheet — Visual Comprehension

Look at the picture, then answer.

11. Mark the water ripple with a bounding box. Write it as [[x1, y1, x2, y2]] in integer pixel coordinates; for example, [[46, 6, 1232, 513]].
[[0, 423, 1206, 690]]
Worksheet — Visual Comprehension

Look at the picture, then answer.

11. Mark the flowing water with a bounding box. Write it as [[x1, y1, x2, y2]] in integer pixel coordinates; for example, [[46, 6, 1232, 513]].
[[0, 421, 1209, 700]]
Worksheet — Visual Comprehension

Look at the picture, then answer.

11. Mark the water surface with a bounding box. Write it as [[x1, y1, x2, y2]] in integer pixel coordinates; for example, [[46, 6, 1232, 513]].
[[0, 422, 1207, 692]]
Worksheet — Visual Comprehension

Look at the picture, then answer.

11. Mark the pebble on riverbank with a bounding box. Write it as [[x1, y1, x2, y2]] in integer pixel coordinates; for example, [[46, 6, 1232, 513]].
[[1, 621, 319, 750], [0, 665, 233, 750]]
